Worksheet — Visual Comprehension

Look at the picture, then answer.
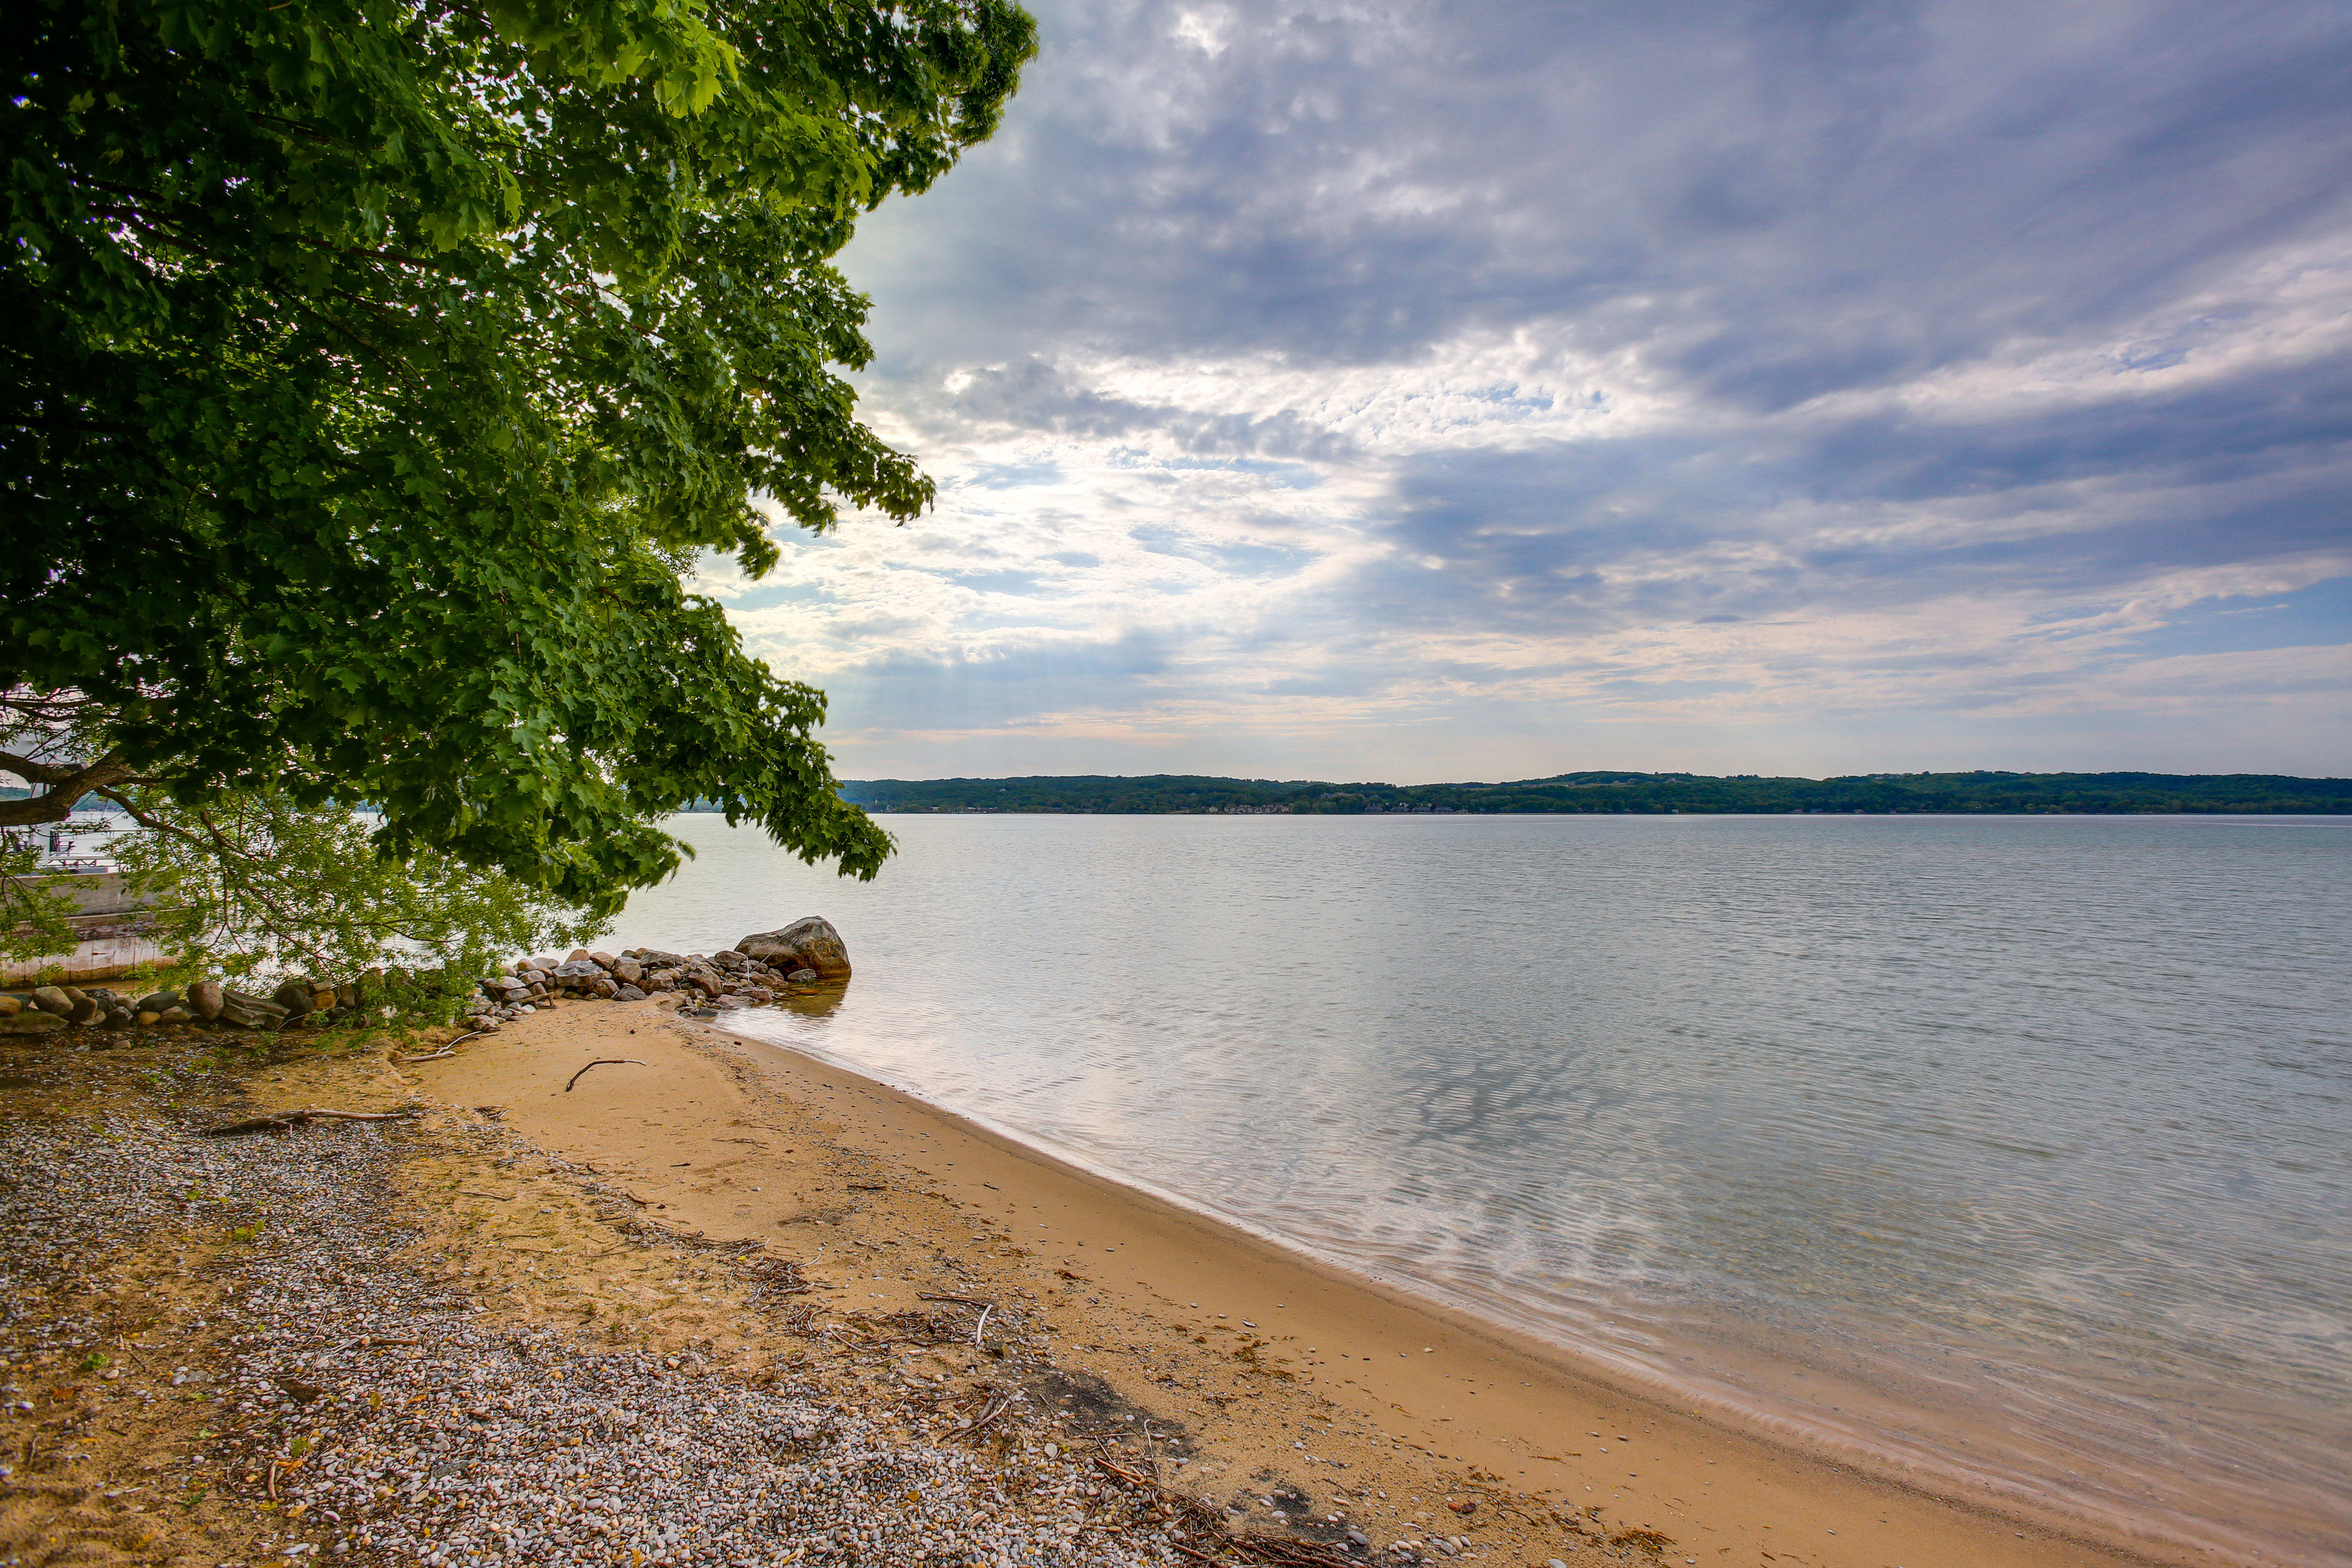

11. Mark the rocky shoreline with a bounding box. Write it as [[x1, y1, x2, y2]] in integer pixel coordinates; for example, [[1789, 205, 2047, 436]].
[[462, 918, 854, 1034], [0, 917, 859, 1041]]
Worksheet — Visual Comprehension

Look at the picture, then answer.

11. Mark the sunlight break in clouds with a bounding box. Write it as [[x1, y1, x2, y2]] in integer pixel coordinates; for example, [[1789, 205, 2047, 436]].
[[712, 0, 2352, 782]]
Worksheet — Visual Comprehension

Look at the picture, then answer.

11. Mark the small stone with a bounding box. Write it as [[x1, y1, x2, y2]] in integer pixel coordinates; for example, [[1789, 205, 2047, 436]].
[[159, 1006, 192, 1024], [0, 994, 19, 1016], [187, 979, 225, 1020], [0, 1011, 65, 1034], [137, 1010, 162, 1027]]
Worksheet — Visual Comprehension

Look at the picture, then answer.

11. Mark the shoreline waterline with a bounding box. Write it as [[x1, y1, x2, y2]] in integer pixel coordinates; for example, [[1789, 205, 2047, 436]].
[[710, 1016, 2283, 1568], [616, 812, 2351, 1566]]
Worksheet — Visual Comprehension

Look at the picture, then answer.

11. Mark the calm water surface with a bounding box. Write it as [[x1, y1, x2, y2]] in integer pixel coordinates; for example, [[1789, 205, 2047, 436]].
[[619, 813, 2351, 1564]]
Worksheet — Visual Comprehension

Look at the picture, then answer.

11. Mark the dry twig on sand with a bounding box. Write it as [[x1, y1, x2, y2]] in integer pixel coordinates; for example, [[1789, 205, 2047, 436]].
[[957, 1387, 1019, 1439], [565, 1058, 646, 1092], [402, 1031, 483, 1063]]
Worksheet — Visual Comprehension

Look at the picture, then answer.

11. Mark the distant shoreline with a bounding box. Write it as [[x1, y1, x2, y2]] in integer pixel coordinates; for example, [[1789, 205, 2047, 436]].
[[726, 769, 2350, 818], [15, 771, 2347, 820]]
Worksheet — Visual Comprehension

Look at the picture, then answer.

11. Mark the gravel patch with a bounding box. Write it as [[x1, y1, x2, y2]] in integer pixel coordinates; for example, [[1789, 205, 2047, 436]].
[[0, 1049, 1378, 1568]]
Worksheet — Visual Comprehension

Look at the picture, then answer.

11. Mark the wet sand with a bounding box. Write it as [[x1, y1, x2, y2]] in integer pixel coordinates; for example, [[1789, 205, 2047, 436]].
[[411, 996, 2212, 1568]]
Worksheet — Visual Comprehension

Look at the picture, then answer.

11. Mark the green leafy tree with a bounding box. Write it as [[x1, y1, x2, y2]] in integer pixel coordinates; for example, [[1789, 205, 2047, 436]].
[[1, 0, 1036, 914], [0, 836, 82, 964], [110, 786, 608, 991]]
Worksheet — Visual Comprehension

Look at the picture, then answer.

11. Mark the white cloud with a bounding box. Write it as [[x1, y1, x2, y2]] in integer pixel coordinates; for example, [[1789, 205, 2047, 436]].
[[719, 0, 2352, 780]]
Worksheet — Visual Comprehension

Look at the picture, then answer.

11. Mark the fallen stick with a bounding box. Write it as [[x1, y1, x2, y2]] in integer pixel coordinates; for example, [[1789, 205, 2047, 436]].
[[958, 1388, 1018, 1439], [403, 1031, 483, 1063], [565, 1058, 646, 1092], [918, 1293, 994, 1307], [1094, 1455, 1153, 1489], [201, 1108, 421, 1137], [972, 1303, 994, 1346]]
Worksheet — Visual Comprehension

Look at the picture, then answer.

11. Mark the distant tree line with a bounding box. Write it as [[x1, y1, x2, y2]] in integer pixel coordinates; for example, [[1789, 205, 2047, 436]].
[[789, 771, 2352, 816]]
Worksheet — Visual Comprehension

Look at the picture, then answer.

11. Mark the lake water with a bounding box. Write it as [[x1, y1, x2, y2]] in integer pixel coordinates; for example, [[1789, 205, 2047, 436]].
[[616, 812, 2351, 1564]]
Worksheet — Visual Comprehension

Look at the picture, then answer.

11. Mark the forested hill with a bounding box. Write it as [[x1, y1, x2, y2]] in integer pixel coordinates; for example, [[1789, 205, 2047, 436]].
[[13, 775, 2345, 818], [825, 771, 2352, 815]]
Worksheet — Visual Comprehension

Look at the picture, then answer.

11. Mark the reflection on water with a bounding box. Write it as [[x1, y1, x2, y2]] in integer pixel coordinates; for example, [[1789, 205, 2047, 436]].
[[620, 813, 2352, 1564]]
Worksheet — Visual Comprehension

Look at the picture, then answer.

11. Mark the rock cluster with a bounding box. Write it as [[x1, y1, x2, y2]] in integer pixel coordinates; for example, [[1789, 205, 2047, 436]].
[[0, 916, 853, 1042], [459, 917, 849, 1034], [0, 968, 420, 1036]]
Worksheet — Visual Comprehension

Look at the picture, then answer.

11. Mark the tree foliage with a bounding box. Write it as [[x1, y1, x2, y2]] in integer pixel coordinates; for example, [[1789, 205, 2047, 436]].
[[111, 787, 608, 987], [2, 0, 1035, 913]]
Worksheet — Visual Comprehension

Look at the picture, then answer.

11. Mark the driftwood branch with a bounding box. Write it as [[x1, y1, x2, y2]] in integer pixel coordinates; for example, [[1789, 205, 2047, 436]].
[[201, 1107, 422, 1137], [565, 1058, 646, 1091], [402, 1031, 482, 1063]]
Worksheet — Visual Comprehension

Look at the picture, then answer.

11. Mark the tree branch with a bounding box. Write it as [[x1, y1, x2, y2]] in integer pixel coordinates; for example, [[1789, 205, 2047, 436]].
[[0, 750, 136, 828]]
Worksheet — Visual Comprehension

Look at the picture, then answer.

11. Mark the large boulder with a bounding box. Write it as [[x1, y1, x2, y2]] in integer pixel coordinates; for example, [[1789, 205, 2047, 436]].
[[219, 989, 291, 1030], [736, 917, 851, 981]]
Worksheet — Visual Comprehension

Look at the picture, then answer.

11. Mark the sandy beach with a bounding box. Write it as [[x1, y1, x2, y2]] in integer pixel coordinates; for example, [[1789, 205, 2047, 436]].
[[413, 996, 2198, 1568], [0, 995, 2215, 1568]]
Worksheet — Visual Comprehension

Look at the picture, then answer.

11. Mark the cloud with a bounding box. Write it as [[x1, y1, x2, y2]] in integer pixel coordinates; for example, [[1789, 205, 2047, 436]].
[[739, 0, 2352, 778]]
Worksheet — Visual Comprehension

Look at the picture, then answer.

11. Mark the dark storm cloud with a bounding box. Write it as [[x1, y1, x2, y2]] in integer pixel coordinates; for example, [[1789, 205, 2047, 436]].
[[856, 0, 2352, 394]]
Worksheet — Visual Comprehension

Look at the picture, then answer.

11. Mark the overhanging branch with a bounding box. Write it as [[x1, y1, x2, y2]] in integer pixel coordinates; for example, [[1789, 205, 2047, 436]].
[[0, 750, 137, 828]]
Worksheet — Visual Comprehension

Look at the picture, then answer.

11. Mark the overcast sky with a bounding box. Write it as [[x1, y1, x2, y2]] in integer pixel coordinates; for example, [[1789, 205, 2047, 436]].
[[712, 0, 2352, 783]]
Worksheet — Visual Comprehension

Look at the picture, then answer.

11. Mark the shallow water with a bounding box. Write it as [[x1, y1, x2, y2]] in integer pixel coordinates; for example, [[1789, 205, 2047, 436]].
[[618, 812, 2352, 1564]]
